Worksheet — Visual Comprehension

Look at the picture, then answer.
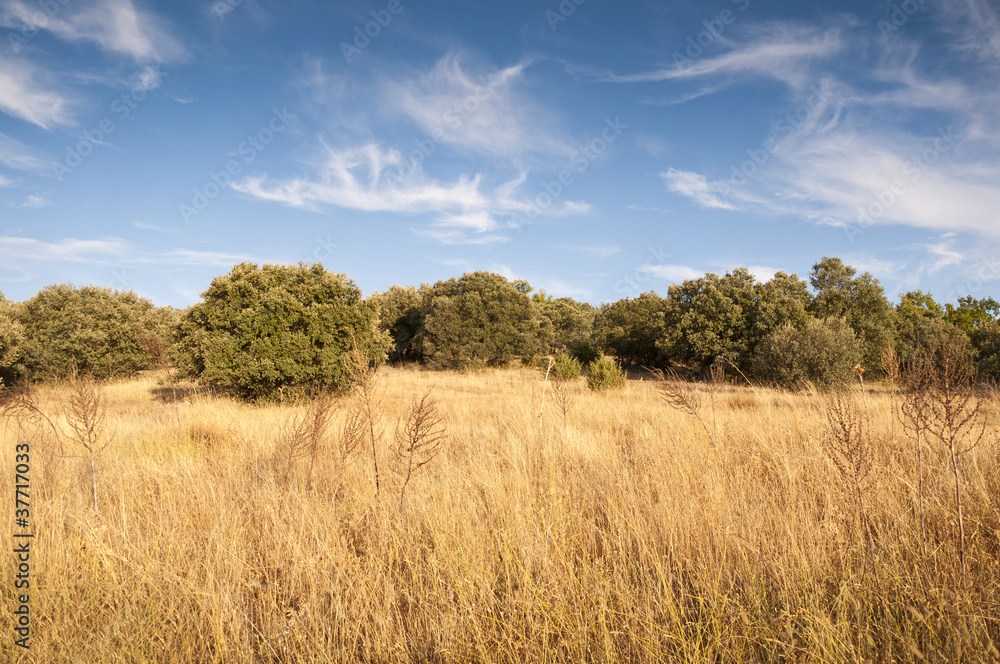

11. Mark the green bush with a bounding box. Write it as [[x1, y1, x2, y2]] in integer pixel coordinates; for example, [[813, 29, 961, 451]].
[[0, 298, 25, 385], [417, 272, 545, 369], [15, 284, 168, 381], [567, 339, 600, 365], [752, 316, 861, 390], [521, 353, 541, 369], [586, 355, 626, 392], [173, 262, 387, 402], [551, 352, 582, 381]]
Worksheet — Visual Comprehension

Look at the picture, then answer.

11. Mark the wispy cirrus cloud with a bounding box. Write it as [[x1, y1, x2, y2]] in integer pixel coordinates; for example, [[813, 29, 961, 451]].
[[661, 168, 734, 210], [385, 52, 571, 159], [0, 131, 50, 172], [0, 235, 255, 268], [0, 58, 74, 128], [580, 21, 846, 92], [0, 0, 186, 62], [232, 142, 588, 244], [641, 14, 1000, 243]]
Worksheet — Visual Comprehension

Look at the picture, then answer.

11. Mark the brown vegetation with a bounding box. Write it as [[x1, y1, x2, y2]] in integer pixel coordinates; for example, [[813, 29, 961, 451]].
[[1, 366, 999, 662]]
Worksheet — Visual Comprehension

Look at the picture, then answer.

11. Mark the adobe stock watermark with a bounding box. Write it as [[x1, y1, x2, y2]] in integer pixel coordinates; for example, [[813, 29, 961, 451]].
[[340, 0, 412, 64], [211, 0, 242, 20], [179, 108, 295, 224], [615, 245, 670, 298], [6, 0, 72, 53], [310, 235, 340, 263], [878, 0, 928, 40], [386, 68, 512, 186], [51, 71, 166, 181], [841, 126, 961, 243], [720, 82, 832, 192], [545, 0, 586, 31], [507, 116, 628, 231], [670, 0, 751, 67]]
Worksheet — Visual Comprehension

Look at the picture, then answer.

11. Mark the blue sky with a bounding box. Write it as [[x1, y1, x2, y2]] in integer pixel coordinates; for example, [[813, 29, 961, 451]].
[[1, 0, 999, 308]]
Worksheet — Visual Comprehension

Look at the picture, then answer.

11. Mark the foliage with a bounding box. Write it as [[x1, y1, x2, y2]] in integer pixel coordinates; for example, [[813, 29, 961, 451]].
[[970, 320, 1000, 382], [592, 292, 668, 367], [809, 257, 894, 374], [536, 296, 595, 353], [567, 339, 600, 365], [416, 272, 545, 369], [945, 295, 1000, 333], [752, 317, 861, 390], [368, 285, 424, 362], [586, 355, 626, 392], [15, 284, 169, 381], [751, 271, 811, 344], [551, 352, 582, 381], [894, 290, 959, 365], [173, 262, 386, 402], [0, 293, 25, 385], [657, 268, 758, 373]]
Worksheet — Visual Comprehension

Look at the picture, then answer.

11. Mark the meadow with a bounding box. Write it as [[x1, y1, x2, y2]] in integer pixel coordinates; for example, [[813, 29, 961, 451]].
[[2, 366, 999, 663]]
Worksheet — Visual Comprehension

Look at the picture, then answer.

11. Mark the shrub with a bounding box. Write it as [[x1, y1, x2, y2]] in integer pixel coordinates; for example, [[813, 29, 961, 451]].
[[752, 316, 861, 390], [586, 355, 626, 392], [521, 354, 541, 369], [173, 262, 387, 402], [551, 352, 582, 381], [16, 284, 168, 381], [0, 308, 24, 386], [567, 339, 600, 365], [417, 272, 545, 369]]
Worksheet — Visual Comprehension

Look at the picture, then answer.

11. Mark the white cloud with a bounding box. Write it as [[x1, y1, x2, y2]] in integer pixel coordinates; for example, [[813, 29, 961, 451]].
[[0, 131, 49, 171], [232, 142, 590, 244], [385, 52, 571, 159], [0, 236, 130, 262], [0, 0, 186, 62], [17, 195, 50, 208], [0, 58, 74, 128], [642, 264, 703, 283], [0, 236, 253, 267], [661, 168, 735, 210], [595, 22, 845, 92]]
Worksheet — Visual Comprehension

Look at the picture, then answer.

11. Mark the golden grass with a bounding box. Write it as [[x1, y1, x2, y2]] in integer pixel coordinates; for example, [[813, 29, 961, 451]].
[[2, 367, 1000, 662]]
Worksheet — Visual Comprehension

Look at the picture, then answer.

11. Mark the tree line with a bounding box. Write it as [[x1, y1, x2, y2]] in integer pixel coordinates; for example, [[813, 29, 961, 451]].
[[1, 257, 998, 400]]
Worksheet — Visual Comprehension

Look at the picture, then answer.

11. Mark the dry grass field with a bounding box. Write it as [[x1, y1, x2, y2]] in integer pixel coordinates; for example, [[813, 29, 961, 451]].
[[2, 366, 1000, 663]]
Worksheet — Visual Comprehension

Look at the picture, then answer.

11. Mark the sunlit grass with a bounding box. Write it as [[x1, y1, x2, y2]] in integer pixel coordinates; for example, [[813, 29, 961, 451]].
[[2, 366, 999, 662]]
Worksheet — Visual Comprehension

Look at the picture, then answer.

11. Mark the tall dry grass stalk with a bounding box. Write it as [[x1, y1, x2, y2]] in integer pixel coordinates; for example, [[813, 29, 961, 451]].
[[923, 336, 986, 582], [64, 375, 110, 515], [390, 391, 445, 514], [649, 366, 719, 449], [344, 337, 383, 496], [823, 394, 875, 567]]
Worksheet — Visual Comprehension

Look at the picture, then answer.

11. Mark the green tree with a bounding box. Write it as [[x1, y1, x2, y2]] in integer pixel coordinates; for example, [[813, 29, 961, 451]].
[[16, 284, 167, 380], [592, 292, 668, 367], [750, 271, 811, 354], [416, 272, 545, 369], [537, 297, 595, 354], [971, 320, 1000, 382], [173, 262, 386, 401], [658, 268, 758, 372], [808, 257, 894, 374], [368, 285, 425, 362], [894, 290, 957, 364], [945, 296, 1000, 333], [0, 291, 25, 385], [752, 317, 861, 390]]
